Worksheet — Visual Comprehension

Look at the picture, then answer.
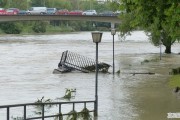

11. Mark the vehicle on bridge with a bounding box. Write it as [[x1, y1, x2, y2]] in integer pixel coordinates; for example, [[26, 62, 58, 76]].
[[27, 7, 47, 15], [55, 9, 69, 15], [18, 10, 27, 15], [82, 10, 97, 15], [68, 10, 83, 15], [47, 8, 57, 14], [6, 8, 20, 15], [6, 10, 15, 15], [99, 11, 115, 16], [0, 8, 6, 15]]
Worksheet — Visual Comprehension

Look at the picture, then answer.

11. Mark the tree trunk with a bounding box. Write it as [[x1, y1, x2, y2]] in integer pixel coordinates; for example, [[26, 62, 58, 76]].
[[165, 45, 171, 54]]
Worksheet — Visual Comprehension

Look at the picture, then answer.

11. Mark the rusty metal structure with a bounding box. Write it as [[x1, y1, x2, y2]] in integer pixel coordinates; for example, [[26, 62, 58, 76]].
[[54, 50, 110, 73]]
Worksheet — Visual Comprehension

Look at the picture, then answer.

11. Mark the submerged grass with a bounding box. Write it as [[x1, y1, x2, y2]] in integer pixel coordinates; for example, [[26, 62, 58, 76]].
[[141, 58, 159, 65], [169, 75, 180, 88]]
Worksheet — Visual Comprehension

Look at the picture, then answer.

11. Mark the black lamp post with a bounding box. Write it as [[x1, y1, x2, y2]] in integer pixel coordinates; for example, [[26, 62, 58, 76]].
[[91, 31, 103, 116], [111, 29, 116, 75]]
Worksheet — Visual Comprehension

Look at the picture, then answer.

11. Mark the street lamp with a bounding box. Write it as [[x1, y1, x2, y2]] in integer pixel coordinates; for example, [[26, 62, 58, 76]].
[[91, 31, 103, 116], [111, 29, 116, 75]]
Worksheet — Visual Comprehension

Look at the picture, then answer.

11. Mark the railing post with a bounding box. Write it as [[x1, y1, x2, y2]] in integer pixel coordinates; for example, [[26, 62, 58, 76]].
[[84, 102, 86, 108], [7, 107, 9, 120], [73, 103, 75, 111], [59, 104, 61, 120], [24, 105, 26, 120], [42, 104, 44, 120]]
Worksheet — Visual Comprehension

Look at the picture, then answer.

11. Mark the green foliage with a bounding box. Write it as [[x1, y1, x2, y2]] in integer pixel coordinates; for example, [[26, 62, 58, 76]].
[[78, 108, 92, 120], [0, 0, 7, 7], [34, 96, 53, 115], [63, 88, 76, 100], [30, 0, 72, 9], [55, 88, 76, 101], [93, 1, 112, 13], [9, 0, 27, 9], [32, 21, 47, 33], [96, 22, 111, 29], [31, 0, 44, 7], [109, 1, 120, 12], [169, 75, 180, 88], [170, 67, 180, 75], [64, 89, 72, 100], [119, 0, 180, 53], [80, 21, 95, 31], [0, 22, 22, 34], [67, 110, 78, 120], [68, 21, 95, 31], [46, 25, 74, 33], [67, 108, 92, 120], [11, 116, 24, 120], [54, 113, 63, 120]]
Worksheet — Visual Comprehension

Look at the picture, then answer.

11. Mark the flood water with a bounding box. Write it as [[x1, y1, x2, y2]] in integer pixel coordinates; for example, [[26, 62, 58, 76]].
[[0, 31, 180, 120]]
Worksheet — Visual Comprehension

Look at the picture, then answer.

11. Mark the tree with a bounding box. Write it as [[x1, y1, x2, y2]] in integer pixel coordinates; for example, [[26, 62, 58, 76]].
[[118, 0, 180, 53], [10, 0, 27, 9], [0, 0, 7, 7], [30, 0, 44, 7]]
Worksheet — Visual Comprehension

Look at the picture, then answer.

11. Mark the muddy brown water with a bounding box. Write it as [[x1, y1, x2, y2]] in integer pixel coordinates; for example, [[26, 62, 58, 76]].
[[0, 31, 179, 120]]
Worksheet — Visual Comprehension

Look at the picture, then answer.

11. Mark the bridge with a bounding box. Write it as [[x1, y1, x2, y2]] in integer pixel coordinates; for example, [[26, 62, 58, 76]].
[[0, 15, 121, 24]]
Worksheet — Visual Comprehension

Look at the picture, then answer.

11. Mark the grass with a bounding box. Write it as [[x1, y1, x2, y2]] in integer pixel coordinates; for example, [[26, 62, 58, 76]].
[[46, 25, 74, 33], [169, 75, 180, 88]]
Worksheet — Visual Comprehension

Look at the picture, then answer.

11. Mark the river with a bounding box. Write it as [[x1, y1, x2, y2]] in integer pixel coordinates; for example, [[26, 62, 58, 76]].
[[0, 31, 180, 120]]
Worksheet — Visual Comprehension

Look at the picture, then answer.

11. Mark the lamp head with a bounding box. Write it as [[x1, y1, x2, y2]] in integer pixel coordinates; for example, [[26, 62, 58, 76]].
[[91, 32, 103, 43], [111, 29, 116, 35]]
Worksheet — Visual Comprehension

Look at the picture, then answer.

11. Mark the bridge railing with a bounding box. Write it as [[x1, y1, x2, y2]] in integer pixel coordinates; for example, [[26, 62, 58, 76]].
[[0, 100, 95, 120]]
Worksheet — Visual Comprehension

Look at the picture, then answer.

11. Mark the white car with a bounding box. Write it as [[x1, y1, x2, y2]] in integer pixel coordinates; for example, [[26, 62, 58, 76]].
[[82, 10, 97, 15], [27, 7, 47, 15]]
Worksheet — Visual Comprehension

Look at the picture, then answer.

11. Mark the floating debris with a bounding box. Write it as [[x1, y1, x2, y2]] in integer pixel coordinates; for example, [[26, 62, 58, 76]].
[[53, 50, 111, 73]]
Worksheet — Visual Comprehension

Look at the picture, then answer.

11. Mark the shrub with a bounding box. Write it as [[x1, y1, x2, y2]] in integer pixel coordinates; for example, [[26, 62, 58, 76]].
[[0, 22, 22, 34], [32, 21, 47, 33]]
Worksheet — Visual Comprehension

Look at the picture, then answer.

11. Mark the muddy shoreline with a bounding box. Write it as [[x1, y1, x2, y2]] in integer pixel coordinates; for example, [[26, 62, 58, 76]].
[[117, 53, 180, 120]]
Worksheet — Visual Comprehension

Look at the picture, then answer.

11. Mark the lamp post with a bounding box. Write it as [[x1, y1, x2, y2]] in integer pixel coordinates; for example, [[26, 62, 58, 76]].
[[91, 31, 103, 116], [159, 40, 163, 60], [111, 29, 116, 75]]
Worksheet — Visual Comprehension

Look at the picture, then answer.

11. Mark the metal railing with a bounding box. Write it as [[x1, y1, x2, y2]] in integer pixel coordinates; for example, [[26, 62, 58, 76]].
[[0, 100, 95, 120], [58, 50, 110, 73]]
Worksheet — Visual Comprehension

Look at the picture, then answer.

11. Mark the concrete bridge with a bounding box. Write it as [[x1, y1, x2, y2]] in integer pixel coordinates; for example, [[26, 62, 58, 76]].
[[0, 15, 121, 24]]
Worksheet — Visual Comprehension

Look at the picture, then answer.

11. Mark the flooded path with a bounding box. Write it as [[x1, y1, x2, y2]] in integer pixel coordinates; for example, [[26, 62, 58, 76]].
[[0, 31, 179, 120]]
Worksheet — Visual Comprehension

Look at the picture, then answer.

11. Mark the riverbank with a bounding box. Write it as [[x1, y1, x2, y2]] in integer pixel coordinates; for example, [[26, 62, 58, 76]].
[[117, 53, 180, 120], [0, 21, 111, 35]]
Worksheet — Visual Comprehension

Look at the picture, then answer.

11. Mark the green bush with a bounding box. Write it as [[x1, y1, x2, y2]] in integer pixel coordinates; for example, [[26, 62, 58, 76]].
[[169, 75, 180, 88], [32, 21, 47, 33], [0, 22, 22, 34]]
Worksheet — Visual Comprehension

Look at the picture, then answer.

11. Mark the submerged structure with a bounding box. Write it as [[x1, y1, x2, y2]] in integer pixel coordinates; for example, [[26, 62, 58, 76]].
[[53, 50, 111, 73]]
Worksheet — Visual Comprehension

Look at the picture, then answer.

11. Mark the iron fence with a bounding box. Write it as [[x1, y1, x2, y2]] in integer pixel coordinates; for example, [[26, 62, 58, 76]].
[[0, 100, 95, 120]]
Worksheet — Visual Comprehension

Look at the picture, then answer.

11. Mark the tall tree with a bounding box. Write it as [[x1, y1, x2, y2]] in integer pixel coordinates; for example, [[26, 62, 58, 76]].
[[0, 0, 7, 7], [119, 0, 180, 53], [30, 0, 44, 7], [9, 0, 27, 9]]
